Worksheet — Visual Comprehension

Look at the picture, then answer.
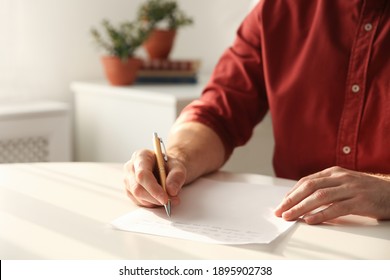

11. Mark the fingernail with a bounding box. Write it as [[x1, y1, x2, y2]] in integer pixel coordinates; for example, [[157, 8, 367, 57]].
[[274, 209, 282, 217], [282, 210, 292, 219], [169, 183, 179, 196]]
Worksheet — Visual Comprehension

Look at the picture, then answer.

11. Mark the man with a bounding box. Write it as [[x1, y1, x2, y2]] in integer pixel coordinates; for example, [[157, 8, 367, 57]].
[[124, 0, 390, 224]]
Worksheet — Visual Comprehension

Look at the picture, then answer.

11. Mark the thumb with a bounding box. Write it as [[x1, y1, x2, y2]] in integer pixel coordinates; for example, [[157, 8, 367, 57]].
[[166, 159, 187, 196]]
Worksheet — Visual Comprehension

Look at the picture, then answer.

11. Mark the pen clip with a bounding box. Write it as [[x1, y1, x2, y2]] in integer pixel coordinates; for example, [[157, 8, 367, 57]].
[[159, 136, 168, 162]]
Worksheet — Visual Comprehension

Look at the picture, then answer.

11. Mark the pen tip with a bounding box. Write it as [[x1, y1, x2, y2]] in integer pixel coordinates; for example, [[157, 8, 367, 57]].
[[164, 200, 171, 217]]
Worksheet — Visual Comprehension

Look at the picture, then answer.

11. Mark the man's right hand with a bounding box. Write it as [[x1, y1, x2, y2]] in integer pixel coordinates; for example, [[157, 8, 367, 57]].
[[123, 149, 186, 208]]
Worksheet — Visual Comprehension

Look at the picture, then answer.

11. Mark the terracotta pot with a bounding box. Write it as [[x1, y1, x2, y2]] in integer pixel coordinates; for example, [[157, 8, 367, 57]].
[[101, 56, 141, 86], [143, 29, 176, 59]]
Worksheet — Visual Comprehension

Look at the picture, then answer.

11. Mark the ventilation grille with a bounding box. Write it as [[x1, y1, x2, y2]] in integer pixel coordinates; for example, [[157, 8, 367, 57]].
[[0, 136, 49, 163]]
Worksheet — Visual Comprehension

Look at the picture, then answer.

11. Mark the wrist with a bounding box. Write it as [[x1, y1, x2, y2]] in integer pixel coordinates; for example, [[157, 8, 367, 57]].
[[369, 173, 390, 181]]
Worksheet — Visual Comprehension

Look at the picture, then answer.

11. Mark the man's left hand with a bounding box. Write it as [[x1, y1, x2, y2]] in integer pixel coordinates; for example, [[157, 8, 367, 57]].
[[274, 166, 390, 224]]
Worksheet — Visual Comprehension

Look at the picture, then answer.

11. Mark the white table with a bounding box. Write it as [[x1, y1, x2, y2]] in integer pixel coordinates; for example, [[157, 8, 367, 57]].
[[0, 163, 389, 259]]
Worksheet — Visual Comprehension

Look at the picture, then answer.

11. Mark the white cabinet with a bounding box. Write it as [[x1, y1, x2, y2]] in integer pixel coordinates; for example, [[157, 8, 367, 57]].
[[0, 100, 71, 163], [72, 80, 274, 175]]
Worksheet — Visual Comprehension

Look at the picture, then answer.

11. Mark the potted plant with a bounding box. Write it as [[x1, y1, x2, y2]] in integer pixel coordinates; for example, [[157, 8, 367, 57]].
[[91, 19, 149, 85], [138, 0, 193, 59]]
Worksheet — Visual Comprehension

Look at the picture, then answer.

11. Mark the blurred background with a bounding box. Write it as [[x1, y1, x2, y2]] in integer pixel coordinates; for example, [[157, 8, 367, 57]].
[[0, 0, 274, 175], [0, 0, 255, 101]]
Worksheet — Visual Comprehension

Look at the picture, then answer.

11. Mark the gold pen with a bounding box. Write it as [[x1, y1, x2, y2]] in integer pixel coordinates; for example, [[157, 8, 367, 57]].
[[153, 132, 171, 217]]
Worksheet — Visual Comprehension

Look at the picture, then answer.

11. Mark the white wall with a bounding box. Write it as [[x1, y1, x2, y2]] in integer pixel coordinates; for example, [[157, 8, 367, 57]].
[[0, 0, 255, 102]]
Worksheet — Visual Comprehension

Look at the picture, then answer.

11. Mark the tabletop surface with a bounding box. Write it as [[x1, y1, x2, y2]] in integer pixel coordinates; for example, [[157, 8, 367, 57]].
[[0, 162, 389, 260]]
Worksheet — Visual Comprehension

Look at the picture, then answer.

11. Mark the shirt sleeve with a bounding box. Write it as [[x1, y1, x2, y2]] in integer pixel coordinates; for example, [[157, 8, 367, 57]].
[[177, 3, 269, 159]]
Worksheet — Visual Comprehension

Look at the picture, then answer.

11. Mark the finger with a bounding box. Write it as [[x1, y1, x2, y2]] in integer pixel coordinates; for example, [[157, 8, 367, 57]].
[[130, 149, 156, 174], [131, 150, 169, 205], [284, 167, 340, 197], [165, 158, 186, 197], [124, 176, 161, 207], [123, 159, 135, 175], [133, 169, 168, 204], [303, 199, 356, 224], [124, 150, 168, 206], [281, 185, 352, 221], [125, 188, 156, 208], [130, 185, 181, 207], [169, 195, 181, 207], [129, 179, 163, 205], [274, 176, 339, 217]]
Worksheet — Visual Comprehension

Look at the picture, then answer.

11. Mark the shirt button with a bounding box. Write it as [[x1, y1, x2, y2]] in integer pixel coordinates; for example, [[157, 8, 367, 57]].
[[364, 23, 373, 31], [342, 146, 351, 154], [352, 84, 360, 93]]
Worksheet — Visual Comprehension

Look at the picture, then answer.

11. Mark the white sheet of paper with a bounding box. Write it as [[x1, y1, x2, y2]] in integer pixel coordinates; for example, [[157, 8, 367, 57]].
[[112, 177, 296, 244]]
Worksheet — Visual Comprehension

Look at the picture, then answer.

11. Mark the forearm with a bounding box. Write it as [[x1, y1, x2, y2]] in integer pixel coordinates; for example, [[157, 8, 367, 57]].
[[167, 121, 226, 184]]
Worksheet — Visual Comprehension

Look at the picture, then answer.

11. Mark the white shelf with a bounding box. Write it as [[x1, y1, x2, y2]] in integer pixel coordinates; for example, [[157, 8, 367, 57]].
[[0, 100, 69, 120], [71, 79, 206, 104]]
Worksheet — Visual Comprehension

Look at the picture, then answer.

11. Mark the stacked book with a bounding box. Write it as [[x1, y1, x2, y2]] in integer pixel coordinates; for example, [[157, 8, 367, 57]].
[[135, 59, 200, 84]]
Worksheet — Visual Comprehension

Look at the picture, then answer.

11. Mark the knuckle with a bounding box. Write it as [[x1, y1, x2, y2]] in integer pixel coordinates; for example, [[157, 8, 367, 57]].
[[131, 183, 144, 197], [313, 189, 328, 202], [137, 149, 154, 160], [135, 169, 149, 183], [283, 196, 295, 207], [329, 166, 354, 179], [297, 176, 309, 185], [123, 160, 132, 171], [315, 210, 328, 223], [328, 166, 343, 173], [302, 179, 317, 192], [336, 172, 353, 182], [129, 149, 154, 166], [123, 161, 136, 177], [294, 202, 305, 212], [131, 150, 140, 159]]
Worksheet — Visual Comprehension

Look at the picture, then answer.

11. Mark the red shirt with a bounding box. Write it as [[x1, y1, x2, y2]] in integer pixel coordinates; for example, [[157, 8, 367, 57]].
[[179, 0, 390, 180]]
